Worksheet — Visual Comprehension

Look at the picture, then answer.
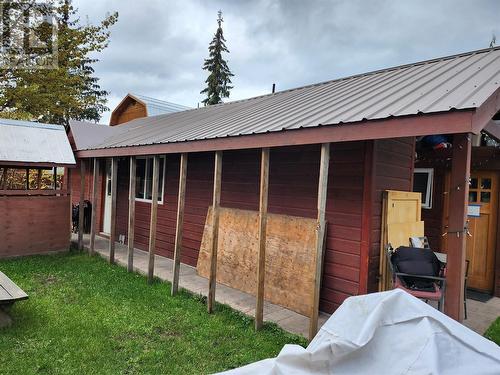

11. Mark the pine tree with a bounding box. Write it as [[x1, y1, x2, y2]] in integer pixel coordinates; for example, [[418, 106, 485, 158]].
[[490, 33, 497, 48], [200, 11, 234, 106], [0, 0, 118, 125]]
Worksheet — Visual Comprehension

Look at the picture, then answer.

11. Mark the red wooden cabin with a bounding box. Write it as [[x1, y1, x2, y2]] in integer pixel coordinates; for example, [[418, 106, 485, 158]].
[[69, 47, 500, 329]]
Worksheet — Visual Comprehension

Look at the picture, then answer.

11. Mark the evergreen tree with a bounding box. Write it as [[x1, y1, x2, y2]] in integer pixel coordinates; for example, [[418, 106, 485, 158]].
[[200, 11, 233, 106], [0, 0, 118, 125], [490, 33, 497, 48]]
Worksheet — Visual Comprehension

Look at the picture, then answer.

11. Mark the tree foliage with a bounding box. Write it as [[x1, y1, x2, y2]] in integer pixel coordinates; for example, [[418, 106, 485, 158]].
[[200, 11, 234, 106], [0, 0, 118, 125]]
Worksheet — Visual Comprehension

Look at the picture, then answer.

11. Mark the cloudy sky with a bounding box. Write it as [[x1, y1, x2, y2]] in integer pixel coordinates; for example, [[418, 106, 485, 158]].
[[72, 0, 500, 124]]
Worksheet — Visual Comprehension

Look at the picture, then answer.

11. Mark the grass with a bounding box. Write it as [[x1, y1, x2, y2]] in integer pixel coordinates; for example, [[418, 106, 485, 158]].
[[0, 250, 306, 374], [485, 317, 500, 345]]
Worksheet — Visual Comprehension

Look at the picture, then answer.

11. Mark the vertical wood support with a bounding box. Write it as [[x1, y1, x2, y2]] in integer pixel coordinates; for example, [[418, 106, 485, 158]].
[[445, 133, 471, 321], [309, 143, 330, 341], [148, 155, 160, 284], [207, 151, 223, 313], [109, 157, 118, 264], [255, 147, 270, 330], [67, 168, 72, 244], [359, 140, 374, 294], [78, 159, 86, 250], [172, 153, 188, 296], [128, 156, 136, 272], [89, 158, 100, 254]]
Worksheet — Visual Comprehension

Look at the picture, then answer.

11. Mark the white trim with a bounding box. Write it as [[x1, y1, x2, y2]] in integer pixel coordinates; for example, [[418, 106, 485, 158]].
[[134, 155, 166, 204], [414, 168, 434, 209]]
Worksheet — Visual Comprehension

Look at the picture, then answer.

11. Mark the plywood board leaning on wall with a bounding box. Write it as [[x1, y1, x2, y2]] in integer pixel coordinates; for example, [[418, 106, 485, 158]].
[[379, 190, 424, 291], [197, 206, 318, 316]]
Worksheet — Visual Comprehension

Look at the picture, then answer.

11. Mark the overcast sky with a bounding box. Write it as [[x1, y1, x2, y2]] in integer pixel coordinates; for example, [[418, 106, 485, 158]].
[[72, 0, 500, 124]]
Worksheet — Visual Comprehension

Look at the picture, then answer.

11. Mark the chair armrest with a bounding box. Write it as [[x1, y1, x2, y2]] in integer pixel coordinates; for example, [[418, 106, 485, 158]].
[[395, 272, 446, 282]]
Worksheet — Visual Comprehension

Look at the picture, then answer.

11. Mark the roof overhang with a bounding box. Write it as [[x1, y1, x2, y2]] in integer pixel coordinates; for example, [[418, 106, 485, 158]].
[[76, 110, 477, 158]]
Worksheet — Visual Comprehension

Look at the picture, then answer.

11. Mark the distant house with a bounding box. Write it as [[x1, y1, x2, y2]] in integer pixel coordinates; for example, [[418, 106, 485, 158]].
[[0, 118, 75, 257], [68, 47, 500, 330], [109, 93, 190, 126]]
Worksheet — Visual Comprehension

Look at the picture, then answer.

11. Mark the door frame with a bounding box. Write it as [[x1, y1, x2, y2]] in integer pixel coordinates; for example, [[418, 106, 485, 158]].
[[442, 170, 499, 293]]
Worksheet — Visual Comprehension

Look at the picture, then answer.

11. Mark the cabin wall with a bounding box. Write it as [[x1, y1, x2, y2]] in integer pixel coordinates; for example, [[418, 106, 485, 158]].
[[367, 137, 416, 293], [0, 195, 70, 257], [91, 143, 367, 313], [70, 159, 105, 234]]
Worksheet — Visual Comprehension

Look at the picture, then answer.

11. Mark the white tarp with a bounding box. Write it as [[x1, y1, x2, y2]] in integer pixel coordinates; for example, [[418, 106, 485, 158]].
[[219, 289, 500, 375]]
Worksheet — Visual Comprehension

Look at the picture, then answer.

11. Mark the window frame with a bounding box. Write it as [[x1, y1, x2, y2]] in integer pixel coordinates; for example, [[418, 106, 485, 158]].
[[135, 156, 166, 204], [413, 168, 434, 209]]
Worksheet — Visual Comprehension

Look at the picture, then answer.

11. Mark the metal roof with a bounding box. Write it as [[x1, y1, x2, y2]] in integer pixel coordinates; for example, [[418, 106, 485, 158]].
[[79, 47, 500, 151], [130, 93, 191, 116], [0, 118, 76, 165], [69, 120, 129, 151]]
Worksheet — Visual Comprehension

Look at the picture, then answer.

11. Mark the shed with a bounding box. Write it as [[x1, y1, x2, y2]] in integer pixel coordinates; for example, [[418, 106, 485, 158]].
[[69, 46, 500, 338], [109, 93, 191, 126], [0, 118, 76, 257]]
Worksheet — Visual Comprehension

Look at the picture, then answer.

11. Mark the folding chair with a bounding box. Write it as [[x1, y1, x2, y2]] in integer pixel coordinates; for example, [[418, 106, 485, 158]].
[[386, 244, 447, 312]]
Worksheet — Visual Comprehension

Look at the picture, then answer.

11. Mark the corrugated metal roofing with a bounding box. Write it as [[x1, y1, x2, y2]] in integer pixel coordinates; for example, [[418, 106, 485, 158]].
[[130, 93, 191, 116], [81, 47, 500, 151], [0, 118, 76, 165]]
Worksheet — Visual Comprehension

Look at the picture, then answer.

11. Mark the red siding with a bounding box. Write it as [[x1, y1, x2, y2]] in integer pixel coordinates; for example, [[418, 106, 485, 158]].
[[74, 143, 369, 313], [367, 137, 415, 292]]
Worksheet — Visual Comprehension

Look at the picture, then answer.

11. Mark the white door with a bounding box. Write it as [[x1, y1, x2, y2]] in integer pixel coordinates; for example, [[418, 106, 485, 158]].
[[102, 158, 112, 234]]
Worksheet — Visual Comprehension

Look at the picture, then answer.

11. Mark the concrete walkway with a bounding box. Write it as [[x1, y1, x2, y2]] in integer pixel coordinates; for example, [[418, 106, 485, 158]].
[[72, 234, 499, 337], [73, 233, 329, 338]]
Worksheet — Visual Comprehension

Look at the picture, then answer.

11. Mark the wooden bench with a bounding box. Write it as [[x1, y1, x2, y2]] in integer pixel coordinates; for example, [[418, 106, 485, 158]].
[[0, 271, 28, 307]]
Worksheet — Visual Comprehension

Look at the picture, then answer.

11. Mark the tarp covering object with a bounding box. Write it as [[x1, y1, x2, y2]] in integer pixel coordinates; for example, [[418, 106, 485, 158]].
[[218, 289, 500, 375]]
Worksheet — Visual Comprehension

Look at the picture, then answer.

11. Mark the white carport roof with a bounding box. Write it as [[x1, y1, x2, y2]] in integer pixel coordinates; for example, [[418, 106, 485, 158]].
[[0, 118, 75, 166]]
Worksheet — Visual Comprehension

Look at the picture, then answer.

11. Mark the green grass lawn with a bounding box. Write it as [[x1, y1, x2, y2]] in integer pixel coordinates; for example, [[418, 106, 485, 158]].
[[485, 317, 500, 345], [0, 251, 306, 374]]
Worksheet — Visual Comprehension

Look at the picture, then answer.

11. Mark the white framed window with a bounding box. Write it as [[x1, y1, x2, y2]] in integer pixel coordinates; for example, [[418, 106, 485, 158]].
[[135, 156, 166, 203], [413, 168, 434, 209]]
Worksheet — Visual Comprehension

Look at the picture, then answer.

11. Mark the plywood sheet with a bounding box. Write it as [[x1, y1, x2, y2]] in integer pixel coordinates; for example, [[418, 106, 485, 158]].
[[197, 207, 318, 316], [387, 221, 424, 249]]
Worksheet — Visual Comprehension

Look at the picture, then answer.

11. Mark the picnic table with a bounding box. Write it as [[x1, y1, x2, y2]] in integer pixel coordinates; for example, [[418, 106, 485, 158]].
[[0, 271, 28, 328]]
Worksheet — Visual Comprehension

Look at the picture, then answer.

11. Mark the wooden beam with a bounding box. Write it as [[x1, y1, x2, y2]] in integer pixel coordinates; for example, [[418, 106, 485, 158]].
[[147, 155, 160, 284], [75, 111, 474, 159], [78, 160, 85, 250], [127, 156, 136, 272], [309, 143, 330, 341], [444, 133, 471, 321], [359, 140, 374, 294], [172, 153, 188, 296], [67, 168, 72, 244], [89, 158, 99, 255], [207, 151, 223, 313], [109, 157, 118, 264], [255, 147, 270, 330]]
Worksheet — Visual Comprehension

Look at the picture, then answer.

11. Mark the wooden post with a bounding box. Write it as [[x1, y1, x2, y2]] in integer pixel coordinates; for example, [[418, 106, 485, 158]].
[[444, 133, 471, 321], [309, 143, 330, 341], [89, 158, 99, 254], [207, 151, 223, 313], [128, 156, 136, 272], [148, 155, 160, 284], [67, 168, 72, 244], [78, 159, 86, 250], [172, 153, 188, 296], [255, 148, 270, 330], [109, 157, 118, 264]]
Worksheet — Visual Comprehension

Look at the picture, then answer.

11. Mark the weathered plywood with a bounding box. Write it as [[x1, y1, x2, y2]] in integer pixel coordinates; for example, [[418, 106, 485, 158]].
[[197, 206, 318, 316]]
